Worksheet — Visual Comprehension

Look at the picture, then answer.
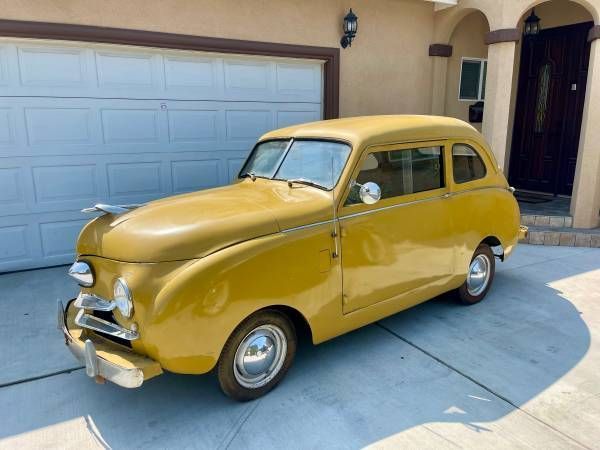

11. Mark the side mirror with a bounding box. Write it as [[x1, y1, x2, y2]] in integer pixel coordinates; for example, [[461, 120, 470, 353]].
[[359, 181, 381, 205]]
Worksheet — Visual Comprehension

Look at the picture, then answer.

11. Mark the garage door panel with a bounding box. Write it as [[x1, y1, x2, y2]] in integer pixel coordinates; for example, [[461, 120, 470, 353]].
[[107, 161, 163, 199], [277, 110, 321, 128], [17, 46, 87, 87], [0, 38, 323, 271], [0, 40, 323, 103], [225, 110, 273, 140], [0, 45, 9, 85], [25, 107, 94, 146], [39, 219, 88, 258], [0, 166, 24, 204], [32, 164, 97, 204], [101, 108, 161, 144], [96, 51, 159, 89], [164, 55, 218, 90], [275, 63, 322, 102], [171, 159, 221, 194], [167, 109, 219, 143], [0, 211, 88, 271], [0, 224, 31, 267], [0, 107, 18, 146]]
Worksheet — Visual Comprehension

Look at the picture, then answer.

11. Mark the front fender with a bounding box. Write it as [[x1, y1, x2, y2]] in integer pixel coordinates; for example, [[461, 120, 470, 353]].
[[144, 225, 340, 374]]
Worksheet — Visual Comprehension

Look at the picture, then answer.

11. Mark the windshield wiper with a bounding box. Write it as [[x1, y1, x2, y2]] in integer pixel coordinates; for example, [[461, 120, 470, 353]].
[[286, 178, 325, 190], [239, 171, 258, 181]]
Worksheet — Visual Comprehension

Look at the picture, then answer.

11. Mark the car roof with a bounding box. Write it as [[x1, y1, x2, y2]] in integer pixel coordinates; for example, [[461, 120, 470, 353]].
[[260, 115, 485, 149]]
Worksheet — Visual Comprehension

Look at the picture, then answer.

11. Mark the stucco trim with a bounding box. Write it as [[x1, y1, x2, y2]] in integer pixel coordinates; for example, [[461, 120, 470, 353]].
[[588, 25, 600, 42], [429, 44, 453, 57], [485, 28, 521, 45], [0, 19, 339, 119]]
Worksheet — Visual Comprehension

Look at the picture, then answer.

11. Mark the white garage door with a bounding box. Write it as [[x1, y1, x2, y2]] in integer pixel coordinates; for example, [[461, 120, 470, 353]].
[[0, 39, 323, 272]]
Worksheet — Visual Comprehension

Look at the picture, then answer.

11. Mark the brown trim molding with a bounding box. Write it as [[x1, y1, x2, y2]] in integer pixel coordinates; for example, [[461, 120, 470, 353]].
[[588, 25, 600, 42], [0, 19, 340, 119], [485, 28, 521, 45], [429, 44, 452, 58]]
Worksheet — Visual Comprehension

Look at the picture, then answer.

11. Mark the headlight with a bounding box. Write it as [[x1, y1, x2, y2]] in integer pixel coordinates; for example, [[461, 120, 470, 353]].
[[113, 278, 133, 318], [68, 261, 94, 287]]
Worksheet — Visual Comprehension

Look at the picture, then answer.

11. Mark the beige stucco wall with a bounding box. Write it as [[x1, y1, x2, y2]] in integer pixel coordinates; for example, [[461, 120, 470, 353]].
[[0, 0, 436, 118], [444, 11, 489, 131]]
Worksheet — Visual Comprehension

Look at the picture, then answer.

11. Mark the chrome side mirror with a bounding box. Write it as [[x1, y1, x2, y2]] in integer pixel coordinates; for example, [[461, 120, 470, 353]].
[[359, 181, 381, 205]]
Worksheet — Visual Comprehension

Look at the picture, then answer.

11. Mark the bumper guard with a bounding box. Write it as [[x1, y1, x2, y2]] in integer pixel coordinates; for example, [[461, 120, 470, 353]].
[[58, 299, 162, 388]]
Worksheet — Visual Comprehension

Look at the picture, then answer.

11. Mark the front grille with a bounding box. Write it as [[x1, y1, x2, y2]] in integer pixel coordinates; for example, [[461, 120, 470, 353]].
[[91, 310, 132, 348]]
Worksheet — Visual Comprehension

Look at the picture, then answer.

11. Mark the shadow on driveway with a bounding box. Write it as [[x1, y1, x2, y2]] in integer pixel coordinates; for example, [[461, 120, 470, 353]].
[[0, 246, 596, 448]]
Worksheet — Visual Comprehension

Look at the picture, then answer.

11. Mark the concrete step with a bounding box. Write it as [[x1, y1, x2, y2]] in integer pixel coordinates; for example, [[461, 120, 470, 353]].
[[521, 214, 572, 228], [520, 225, 600, 247]]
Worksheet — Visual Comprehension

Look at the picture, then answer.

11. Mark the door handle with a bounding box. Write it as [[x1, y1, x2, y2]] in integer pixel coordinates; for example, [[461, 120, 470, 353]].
[[442, 193, 451, 199]]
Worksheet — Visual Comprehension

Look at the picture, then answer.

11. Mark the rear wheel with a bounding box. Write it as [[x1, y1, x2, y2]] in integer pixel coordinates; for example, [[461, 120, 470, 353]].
[[217, 310, 296, 401], [456, 244, 495, 305]]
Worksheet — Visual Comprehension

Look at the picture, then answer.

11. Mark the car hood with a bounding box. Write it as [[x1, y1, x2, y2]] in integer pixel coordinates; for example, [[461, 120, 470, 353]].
[[77, 179, 334, 263]]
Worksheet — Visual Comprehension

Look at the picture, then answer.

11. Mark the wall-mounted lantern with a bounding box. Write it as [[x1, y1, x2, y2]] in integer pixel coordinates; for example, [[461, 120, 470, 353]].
[[524, 9, 541, 37], [341, 8, 358, 48]]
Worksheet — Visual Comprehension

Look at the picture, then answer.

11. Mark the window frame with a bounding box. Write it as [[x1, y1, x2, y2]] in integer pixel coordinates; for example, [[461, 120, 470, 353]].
[[451, 142, 489, 185], [340, 140, 448, 212], [458, 57, 487, 102]]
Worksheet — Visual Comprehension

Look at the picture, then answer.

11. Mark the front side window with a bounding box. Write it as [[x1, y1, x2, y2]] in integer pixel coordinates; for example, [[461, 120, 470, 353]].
[[452, 143, 487, 183], [346, 146, 444, 205], [240, 139, 351, 190], [459, 58, 487, 101]]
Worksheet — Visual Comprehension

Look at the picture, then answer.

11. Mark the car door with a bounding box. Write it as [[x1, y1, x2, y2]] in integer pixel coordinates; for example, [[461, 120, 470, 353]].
[[339, 141, 455, 314]]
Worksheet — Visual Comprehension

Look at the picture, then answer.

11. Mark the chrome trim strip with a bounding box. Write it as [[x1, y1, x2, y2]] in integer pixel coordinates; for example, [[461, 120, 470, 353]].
[[445, 186, 508, 197], [279, 186, 509, 233], [75, 309, 139, 341], [281, 219, 334, 233], [340, 194, 444, 221], [74, 292, 115, 312]]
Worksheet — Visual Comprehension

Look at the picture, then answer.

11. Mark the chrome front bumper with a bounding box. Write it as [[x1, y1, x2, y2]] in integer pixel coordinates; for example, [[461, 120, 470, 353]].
[[58, 299, 162, 388]]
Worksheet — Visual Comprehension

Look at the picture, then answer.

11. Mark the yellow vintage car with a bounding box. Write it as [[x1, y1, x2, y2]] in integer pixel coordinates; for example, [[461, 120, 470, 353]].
[[59, 115, 526, 401]]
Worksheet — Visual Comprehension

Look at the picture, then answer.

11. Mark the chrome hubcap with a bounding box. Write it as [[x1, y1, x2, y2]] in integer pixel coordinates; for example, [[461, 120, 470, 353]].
[[233, 324, 287, 389], [467, 254, 491, 296]]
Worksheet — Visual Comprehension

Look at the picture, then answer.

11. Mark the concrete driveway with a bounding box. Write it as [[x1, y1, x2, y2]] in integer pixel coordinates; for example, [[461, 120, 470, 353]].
[[1, 244, 599, 449]]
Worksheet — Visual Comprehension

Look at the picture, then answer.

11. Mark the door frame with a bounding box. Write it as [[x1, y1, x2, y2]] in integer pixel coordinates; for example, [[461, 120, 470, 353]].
[[508, 21, 592, 196], [0, 19, 340, 119]]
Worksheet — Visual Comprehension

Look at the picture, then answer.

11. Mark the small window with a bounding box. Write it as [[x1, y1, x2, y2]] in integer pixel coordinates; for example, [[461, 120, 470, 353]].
[[452, 144, 487, 183], [459, 58, 487, 101], [346, 146, 444, 205]]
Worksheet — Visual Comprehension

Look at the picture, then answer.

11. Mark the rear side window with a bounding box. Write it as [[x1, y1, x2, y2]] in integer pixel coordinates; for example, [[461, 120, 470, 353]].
[[452, 144, 487, 183]]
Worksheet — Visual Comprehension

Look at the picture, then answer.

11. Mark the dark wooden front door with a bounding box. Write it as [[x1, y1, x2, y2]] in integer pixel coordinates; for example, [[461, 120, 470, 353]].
[[509, 22, 592, 195]]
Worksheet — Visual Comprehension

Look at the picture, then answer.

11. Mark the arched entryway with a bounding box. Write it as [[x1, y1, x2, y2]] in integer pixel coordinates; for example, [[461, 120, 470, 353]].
[[508, 1, 594, 200]]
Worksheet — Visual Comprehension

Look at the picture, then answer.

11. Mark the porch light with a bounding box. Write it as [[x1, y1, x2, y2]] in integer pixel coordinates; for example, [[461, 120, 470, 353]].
[[524, 9, 541, 36], [341, 8, 358, 48]]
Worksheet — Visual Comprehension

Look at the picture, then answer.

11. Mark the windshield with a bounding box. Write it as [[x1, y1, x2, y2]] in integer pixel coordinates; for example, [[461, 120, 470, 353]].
[[240, 139, 351, 190]]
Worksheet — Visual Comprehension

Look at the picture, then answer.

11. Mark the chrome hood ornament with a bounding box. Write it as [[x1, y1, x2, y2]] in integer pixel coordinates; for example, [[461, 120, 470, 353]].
[[81, 203, 144, 215]]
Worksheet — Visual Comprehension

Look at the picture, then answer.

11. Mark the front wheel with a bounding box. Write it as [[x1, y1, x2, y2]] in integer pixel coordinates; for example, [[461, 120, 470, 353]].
[[217, 310, 296, 401], [456, 243, 495, 305]]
